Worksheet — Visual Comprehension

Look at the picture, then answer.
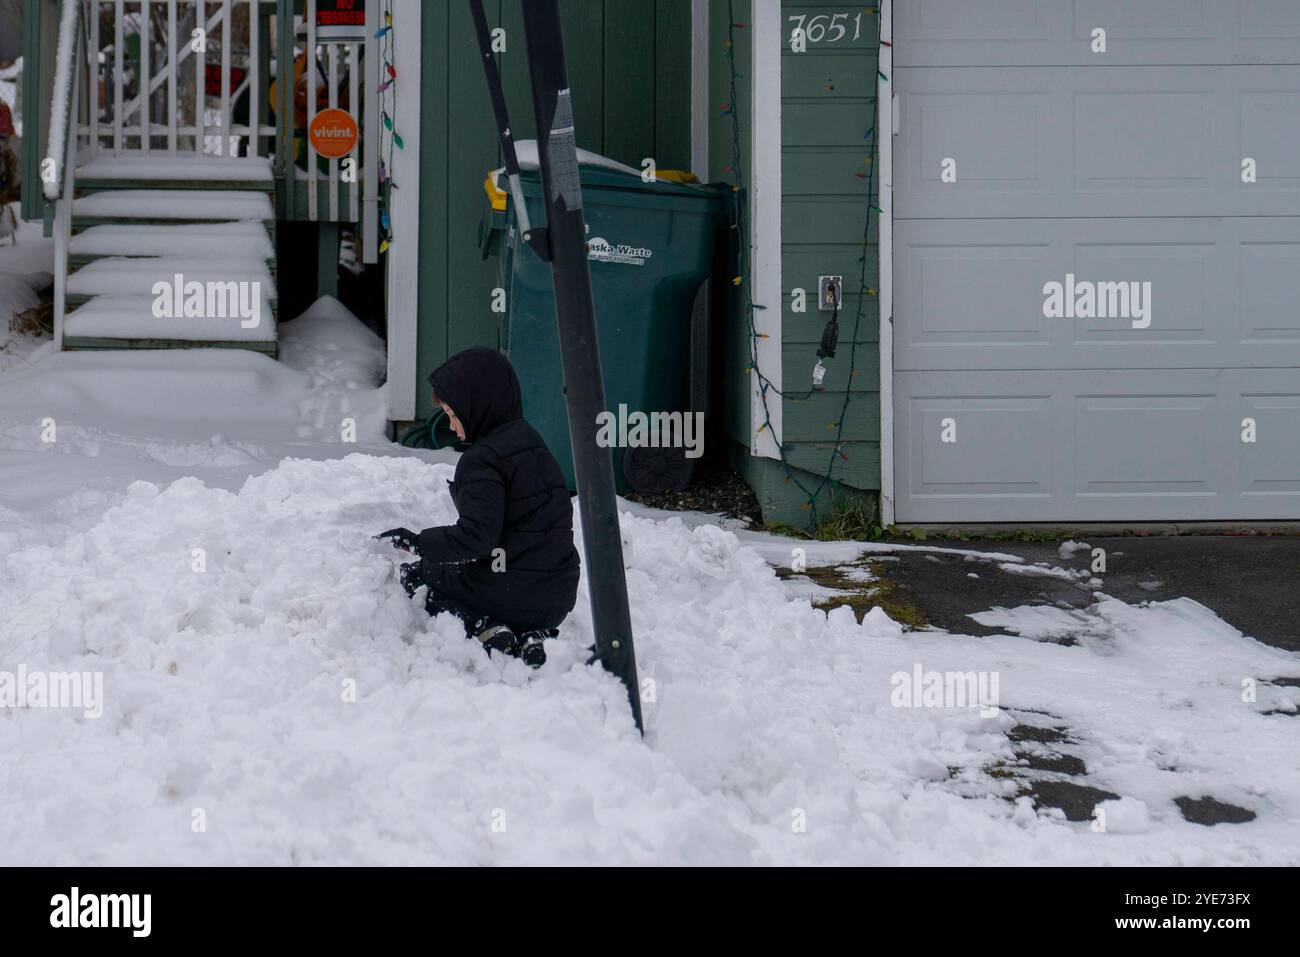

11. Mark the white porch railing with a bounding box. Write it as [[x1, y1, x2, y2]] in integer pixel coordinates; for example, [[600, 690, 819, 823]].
[[82, 0, 279, 157], [297, 0, 373, 227], [41, 0, 379, 342], [44, 0, 85, 351]]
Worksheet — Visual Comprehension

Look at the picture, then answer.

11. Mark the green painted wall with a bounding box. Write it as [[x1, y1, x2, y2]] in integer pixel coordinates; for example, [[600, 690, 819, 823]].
[[415, 0, 694, 422], [780, 0, 880, 496], [711, 0, 881, 528]]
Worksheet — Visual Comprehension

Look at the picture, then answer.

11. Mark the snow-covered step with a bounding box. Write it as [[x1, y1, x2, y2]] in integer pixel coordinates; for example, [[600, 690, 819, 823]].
[[64, 293, 277, 351], [73, 189, 274, 225], [76, 155, 274, 191], [69, 222, 275, 263], [66, 257, 276, 303]]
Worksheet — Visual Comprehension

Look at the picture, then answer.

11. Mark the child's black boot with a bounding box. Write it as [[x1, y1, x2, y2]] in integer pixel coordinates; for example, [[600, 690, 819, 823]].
[[470, 617, 518, 657], [514, 628, 558, 669]]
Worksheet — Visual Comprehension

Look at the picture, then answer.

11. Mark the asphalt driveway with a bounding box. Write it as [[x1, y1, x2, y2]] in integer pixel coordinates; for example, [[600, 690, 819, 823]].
[[876, 535, 1300, 653]]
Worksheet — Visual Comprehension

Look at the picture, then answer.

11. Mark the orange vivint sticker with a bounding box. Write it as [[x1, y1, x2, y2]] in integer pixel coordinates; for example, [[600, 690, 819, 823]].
[[308, 108, 358, 158]]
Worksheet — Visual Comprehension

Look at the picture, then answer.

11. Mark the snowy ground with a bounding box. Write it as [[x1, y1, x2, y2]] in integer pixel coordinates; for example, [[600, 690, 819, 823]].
[[2, 244, 1298, 865]]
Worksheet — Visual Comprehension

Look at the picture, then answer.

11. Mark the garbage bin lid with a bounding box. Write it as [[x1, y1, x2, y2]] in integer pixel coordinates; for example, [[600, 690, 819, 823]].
[[486, 140, 640, 210], [485, 140, 709, 210], [513, 139, 640, 176]]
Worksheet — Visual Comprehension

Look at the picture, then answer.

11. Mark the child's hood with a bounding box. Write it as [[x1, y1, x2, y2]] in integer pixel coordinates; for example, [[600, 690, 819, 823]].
[[427, 347, 524, 443]]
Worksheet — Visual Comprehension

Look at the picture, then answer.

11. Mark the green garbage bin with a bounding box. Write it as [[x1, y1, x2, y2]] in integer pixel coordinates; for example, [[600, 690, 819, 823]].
[[482, 164, 727, 493]]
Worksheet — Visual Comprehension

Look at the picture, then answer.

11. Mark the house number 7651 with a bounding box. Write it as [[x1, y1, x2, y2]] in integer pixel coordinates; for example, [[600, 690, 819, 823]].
[[787, 12, 864, 43]]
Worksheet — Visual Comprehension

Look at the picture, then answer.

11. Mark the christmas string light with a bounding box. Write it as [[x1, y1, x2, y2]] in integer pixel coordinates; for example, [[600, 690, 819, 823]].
[[377, 1, 401, 253], [724, 0, 884, 529]]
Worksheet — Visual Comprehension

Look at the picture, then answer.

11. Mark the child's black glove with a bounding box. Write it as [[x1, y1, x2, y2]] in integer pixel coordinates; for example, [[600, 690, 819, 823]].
[[399, 561, 424, 598], [376, 527, 420, 555]]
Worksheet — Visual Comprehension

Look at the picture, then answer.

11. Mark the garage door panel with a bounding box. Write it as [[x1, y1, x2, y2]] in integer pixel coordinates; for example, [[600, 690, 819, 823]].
[[1074, 91, 1212, 193], [916, 93, 1050, 191], [894, 371, 1300, 521], [1240, 0, 1300, 41], [1074, 0, 1213, 41], [897, 218, 1300, 371], [893, 0, 1300, 522], [1069, 241, 1214, 347], [901, 237, 1055, 353], [1240, 242, 1300, 342], [898, 76, 1061, 213], [896, 0, 1051, 46], [1241, 92, 1300, 186], [897, 0, 1300, 66], [898, 67, 1300, 218], [1239, 391, 1300, 494], [1073, 394, 1220, 498], [900, 387, 1055, 499]]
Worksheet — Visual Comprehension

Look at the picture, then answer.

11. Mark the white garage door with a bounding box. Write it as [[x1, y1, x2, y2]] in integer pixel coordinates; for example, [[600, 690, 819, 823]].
[[892, 0, 1300, 522]]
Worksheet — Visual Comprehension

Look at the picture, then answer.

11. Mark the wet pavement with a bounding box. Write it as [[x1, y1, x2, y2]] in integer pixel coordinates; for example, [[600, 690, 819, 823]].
[[875, 535, 1300, 653]]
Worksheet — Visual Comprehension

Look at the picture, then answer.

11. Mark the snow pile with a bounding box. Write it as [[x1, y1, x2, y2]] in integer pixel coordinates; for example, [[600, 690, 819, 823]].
[[2, 452, 1298, 865], [0, 296, 403, 514], [1059, 539, 1091, 560], [969, 605, 1107, 644], [998, 561, 1099, 588], [278, 296, 387, 394], [2, 284, 1297, 864], [1095, 797, 1150, 835]]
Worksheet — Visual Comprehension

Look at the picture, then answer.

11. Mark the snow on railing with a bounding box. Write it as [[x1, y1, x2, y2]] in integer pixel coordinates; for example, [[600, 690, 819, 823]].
[[43, 0, 82, 199]]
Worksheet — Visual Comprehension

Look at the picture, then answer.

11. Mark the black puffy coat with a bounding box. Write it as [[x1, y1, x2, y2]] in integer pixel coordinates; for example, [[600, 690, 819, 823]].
[[416, 347, 580, 631]]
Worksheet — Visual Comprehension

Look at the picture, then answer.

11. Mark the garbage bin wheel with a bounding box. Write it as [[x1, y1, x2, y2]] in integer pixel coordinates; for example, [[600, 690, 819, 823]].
[[623, 445, 694, 496]]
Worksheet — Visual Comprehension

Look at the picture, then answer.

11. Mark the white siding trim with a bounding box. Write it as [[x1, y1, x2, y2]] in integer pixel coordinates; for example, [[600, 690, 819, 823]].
[[386, 0, 420, 421], [878, 0, 896, 525], [750, 0, 782, 459]]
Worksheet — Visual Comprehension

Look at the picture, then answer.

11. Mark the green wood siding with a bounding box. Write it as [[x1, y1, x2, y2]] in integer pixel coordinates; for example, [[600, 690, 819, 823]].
[[780, 0, 880, 492], [415, 0, 693, 421], [709, 1, 880, 525]]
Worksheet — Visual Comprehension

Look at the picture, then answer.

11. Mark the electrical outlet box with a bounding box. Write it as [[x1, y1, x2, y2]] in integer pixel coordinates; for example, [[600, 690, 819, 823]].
[[819, 275, 843, 311]]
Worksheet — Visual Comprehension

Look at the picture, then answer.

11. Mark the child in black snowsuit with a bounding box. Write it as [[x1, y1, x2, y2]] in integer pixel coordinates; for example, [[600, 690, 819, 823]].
[[378, 347, 580, 667]]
